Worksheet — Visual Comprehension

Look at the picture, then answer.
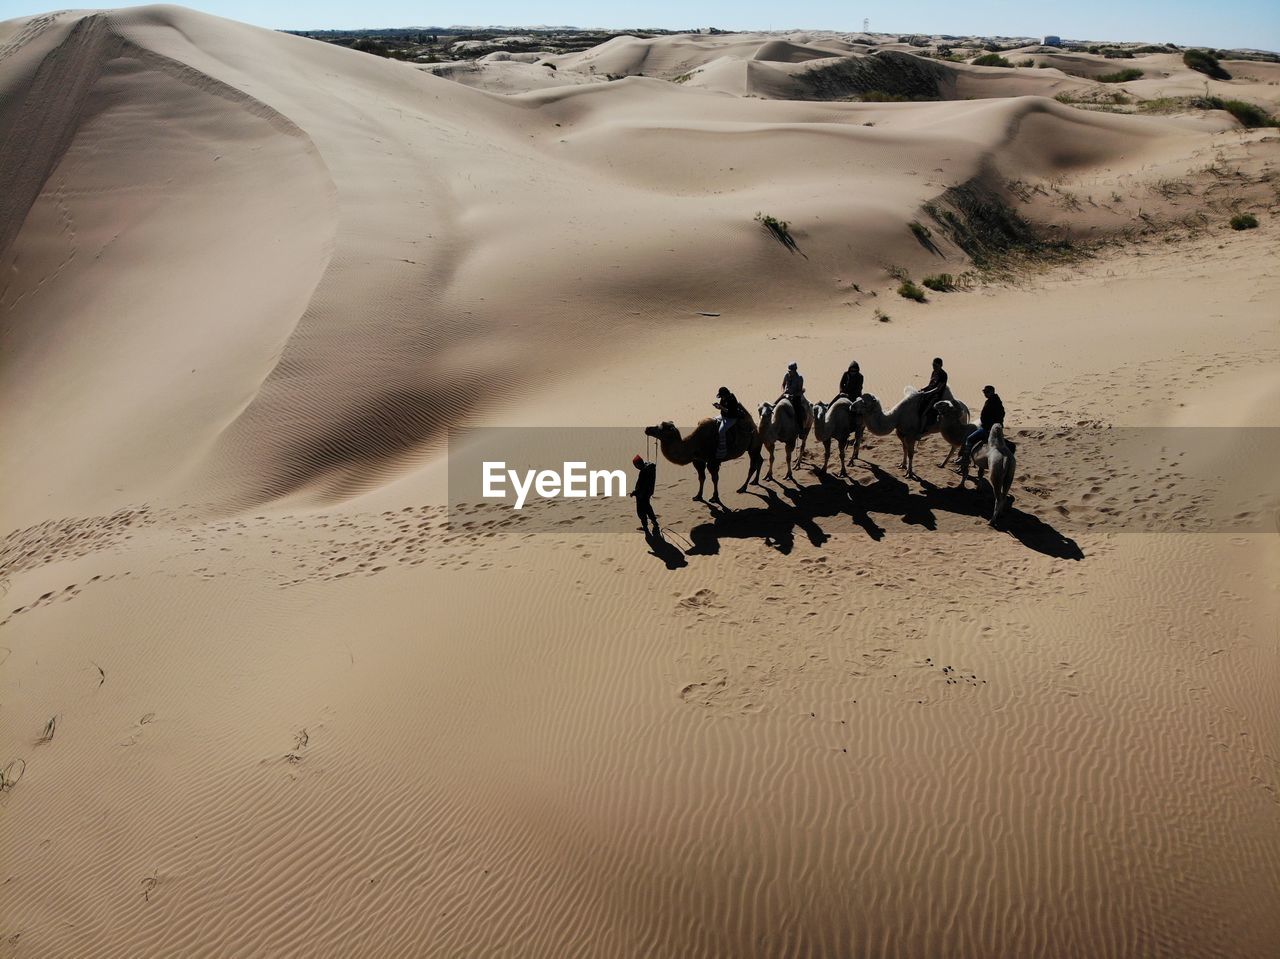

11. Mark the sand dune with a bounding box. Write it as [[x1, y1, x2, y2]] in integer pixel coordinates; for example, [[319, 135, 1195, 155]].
[[1, 6, 1278, 958]]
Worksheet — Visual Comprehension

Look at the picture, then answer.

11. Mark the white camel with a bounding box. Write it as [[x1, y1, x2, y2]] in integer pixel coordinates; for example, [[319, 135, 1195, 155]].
[[852, 387, 968, 479], [975, 423, 1016, 526], [757, 399, 805, 482], [811, 396, 863, 477]]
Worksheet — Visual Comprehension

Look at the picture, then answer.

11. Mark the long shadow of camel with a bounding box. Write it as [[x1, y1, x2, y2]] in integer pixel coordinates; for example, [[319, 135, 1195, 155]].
[[683, 462, 1084, 561]]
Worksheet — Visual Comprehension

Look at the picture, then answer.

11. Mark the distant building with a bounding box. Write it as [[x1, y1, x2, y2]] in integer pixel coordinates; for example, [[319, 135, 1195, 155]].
[[1042, 35, 1062, 47]]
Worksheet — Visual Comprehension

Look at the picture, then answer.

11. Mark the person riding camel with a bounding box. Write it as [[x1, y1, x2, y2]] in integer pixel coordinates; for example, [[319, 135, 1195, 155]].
[[917, 357, 948, 430], [837, 360, 863, 402], [713, 386, 747, 460], [958, 385, 1005, 471], [779, 362, 805, 405]]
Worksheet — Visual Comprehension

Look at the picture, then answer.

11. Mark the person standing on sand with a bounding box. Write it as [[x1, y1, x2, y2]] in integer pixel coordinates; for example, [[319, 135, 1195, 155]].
[[629, 454, 659, 537], [837, 360, 863, 401]]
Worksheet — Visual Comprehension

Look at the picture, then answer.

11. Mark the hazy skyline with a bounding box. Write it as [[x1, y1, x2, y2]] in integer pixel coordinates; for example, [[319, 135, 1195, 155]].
[[0, 1, 1276, 50]]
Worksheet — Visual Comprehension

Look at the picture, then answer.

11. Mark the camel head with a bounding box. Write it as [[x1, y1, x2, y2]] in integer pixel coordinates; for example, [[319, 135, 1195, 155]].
[[934, 399, 960, 421], [644, 421, 680, 442], [852, 393, 880, 414], [812, 401, 829, 423], [758, 401, 774, 418]]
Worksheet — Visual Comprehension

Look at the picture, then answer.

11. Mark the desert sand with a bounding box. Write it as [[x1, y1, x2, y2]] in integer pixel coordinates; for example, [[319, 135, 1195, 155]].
[[1, 6, 1278, 957]]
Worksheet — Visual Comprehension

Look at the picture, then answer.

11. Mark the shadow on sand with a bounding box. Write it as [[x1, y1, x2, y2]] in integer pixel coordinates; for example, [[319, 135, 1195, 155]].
[[670, 461, 1083, 562]]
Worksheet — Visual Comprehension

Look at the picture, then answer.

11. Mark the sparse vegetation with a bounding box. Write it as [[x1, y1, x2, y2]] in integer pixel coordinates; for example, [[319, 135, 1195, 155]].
[[0, 758, 25, 793], [874, 308, 891, 322], [36, 716, 57, 745], [909, 221, 932, 241], [1183, 49, 1231, 80], [972, 53, 1012, 68], [671, 71, 692, 84], [857, 90, 910, 102], [1098, 68, 1144, 83], [1230, 212, 1259, 230], [1018, 59, 1035, 67], [1213, 98, 1275, 128], [897, 280, 927, 302], [922, 274, 957, 291], [755, 212, 799, 253]]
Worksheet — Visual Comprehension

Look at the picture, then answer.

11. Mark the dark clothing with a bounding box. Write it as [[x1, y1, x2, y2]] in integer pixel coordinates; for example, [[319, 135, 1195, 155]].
[[631, 461, 656, 500], [716, 391, 747, 421], [979, 393, 1005, 429], [635, 496, 658, 529], [925, 367, 948, 393], [631, 460, 658, 532], [839, 370, 863, 399]]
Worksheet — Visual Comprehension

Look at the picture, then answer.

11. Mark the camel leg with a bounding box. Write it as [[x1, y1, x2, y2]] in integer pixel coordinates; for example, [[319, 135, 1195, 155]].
[[763, 442, 775, 482], [940, 444, 955, 468], [852, 422, 863, 461], [820, 440, 831, 474], [784, 440, 795, 482], [837, 439, 848, 477], [901, 436, 917, 479], [741, 448, 764, 492], [693, 461, 707, 501], [708, 460, 723, 505]]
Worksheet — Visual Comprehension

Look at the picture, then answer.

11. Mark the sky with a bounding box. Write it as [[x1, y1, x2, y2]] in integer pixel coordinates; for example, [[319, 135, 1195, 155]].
[[1, 1, 1276, 51]]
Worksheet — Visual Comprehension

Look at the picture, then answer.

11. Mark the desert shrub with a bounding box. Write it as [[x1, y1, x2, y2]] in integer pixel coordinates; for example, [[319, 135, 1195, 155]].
[[1212, 98, 1274, 127], [858, 90, 910, 102], [922, 274, 956, 291], [897, 280, 927, 301], [1230, 212, 1259, 230], [874, 308, 891, 322], [352, 38, 390, 57], [1018, 58, 1035, 67], [909, 221, 932, 241], [755, 212, 799, 252], [1098, 68, 1144, 82], [1183, 49, 1231, 80], [972, 53, 1012, 68]]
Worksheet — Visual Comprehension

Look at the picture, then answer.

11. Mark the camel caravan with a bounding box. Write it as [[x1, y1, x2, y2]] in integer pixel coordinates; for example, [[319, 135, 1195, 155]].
[[643, 358, 1017, 528]]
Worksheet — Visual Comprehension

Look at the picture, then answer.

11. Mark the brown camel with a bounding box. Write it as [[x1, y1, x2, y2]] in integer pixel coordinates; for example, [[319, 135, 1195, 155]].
[[851, 387, 968, 479], [932, 399, 975, 469], [644, 415, 764, 505]]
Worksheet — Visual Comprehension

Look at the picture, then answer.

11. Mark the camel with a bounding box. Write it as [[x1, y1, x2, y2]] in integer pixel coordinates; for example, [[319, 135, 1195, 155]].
[[851, 387, 968, 480], [644, 415, 764, 505], [810, 396, 863, 477], [756, 399, 807, 482], [932, 399, 976, 469], [976, 423, 1016, 526]]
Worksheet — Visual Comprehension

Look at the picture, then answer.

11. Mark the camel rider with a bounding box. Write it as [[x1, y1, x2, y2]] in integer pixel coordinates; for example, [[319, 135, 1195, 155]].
[[959, 385, 1005, 470], [780, 362, 805, 405], [714, 386, 747, 460], [837, 360, 863, 402], [917, 357, 948, 429]]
